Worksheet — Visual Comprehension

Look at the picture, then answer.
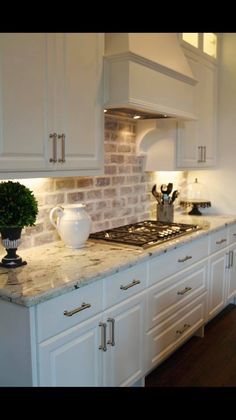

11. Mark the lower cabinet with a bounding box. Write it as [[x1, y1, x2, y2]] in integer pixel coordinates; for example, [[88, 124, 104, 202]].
[[103, 291, 145, 387], [208, 231, 236, 320], [39, 314, 103, 386], [38, 290, 146, 387], [145, 293, 206, 373], [208, 250, 226, 320]]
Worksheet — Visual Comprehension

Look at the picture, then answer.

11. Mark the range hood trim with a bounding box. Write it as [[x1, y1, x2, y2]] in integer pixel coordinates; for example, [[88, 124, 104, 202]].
[[104, 51, 198, 86]]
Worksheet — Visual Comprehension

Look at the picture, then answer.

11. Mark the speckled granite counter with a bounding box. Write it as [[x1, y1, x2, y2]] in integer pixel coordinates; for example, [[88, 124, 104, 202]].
[[0, 214, 236, 307]]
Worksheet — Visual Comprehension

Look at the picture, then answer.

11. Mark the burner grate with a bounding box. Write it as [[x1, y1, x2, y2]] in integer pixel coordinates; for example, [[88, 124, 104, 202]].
[[89, 220, 201, 249]]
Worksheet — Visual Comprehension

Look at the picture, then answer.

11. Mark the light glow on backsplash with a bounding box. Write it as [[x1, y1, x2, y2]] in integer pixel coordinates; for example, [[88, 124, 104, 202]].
[[12, 178, 51, 191], [153, 171, 188, 195]]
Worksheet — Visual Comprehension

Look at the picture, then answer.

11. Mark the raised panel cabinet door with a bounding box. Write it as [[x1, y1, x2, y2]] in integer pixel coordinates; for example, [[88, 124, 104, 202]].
[[0, 33, 53, 172], [103, 292, 145, 387], [226, 244, 236, 301], [177, 51, 217, 168], [208, 250, 226, 320], [55, 33, 104, 171], [197, 59, 217, 166], [176, 54, 200, 168], [38, 314, 102, 387]]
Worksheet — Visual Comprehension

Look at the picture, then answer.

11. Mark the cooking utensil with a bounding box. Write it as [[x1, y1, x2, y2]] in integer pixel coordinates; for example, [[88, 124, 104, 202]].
[[152, 185, 162, 204], [171, 190, 179, 203], [166, 183, 173, 196]]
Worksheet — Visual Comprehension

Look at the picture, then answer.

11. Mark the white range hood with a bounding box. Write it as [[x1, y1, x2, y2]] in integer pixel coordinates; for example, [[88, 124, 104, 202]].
[[104, 33, 198, 120]]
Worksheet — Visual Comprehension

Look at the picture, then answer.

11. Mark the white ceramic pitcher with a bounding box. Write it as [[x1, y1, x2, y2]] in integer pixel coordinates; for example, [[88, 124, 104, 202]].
[[49, 203, 92, 248]]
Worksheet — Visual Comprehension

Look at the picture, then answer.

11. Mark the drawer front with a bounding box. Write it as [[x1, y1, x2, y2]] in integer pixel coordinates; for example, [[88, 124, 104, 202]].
[[149, 236, 208, 286], [209, 227, 229, 254], [103, 262, 147, 308], [147, 261, 207, 330], [36, 280, 103, 342], [145, 293, 206, 372], [228, 224, 236, 244]]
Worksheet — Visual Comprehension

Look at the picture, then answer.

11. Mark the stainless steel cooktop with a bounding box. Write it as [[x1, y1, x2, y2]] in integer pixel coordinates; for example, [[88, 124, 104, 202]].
[[89, 220, 201, 249]]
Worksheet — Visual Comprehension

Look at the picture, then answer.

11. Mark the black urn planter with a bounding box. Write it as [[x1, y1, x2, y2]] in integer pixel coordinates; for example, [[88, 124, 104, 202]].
[[0, 227, 27, 268]]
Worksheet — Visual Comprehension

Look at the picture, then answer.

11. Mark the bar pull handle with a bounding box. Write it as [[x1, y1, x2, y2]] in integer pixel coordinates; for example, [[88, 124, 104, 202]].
[[230, 250, 234, 267], [178, 255, 192, 263], [176, 323, 190, 335], [226, 252, 231, 269], [99, 322, 107, 352], [177, 286, 192, 295], [216, 239, 227, 245], [203, 146, 206, 162], [198, 146, 202, 163], [107, 318, 115, 346], [58, 133, 66, 163], [64, 302, 91, 317], [49, 133, 57, 163], [120, 279, 141, 290]]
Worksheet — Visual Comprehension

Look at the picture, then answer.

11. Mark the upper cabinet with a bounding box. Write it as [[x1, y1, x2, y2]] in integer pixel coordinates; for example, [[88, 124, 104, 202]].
[[0, 33, 104, 179], [176, 33, 218, 169]]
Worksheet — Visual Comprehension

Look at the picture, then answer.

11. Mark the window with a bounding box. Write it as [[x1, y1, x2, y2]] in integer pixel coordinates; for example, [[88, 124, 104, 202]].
[[181, 33, 218, 59]]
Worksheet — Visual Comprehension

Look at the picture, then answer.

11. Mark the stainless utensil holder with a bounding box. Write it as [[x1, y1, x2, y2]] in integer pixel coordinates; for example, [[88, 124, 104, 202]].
[[157, 203, 174, 223]]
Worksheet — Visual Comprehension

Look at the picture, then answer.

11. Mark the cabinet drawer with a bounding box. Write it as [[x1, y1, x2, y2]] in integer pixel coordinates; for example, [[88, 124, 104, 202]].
[[147, 261, 207, 330], [146, 293, 206, 372], [228, 224, 236, 244], [148, 236, 208, 286], [36, 280, 103, 342], [209, 227, 229, 254], [103, 262, 147, 308]]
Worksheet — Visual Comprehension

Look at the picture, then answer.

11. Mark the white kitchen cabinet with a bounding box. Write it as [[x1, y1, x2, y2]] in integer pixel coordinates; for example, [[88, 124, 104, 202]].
[[207, 223, 236, 320], [37, 262, 147, 387], [39, 313, 103, 386], [103, 291, 145, 387], [145, 293, 206, 373], [208, 249, 227, 320], [177, 48, 217, 168], [0, 33, 104, 178], [145, 257, 207, 374]]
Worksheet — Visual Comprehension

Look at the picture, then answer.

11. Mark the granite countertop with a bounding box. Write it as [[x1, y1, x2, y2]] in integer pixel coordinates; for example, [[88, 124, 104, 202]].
[[0, 214, 236, 307]]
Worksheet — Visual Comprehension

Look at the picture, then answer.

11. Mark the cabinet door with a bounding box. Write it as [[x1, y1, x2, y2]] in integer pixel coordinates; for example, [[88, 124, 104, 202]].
[[0, 33, 52, 172], [208, 250, 226, 320], [103, 292, 145, 387], [177, 50, 217, 169], [226, 244, 236, 301], [55, 33, 104, 172], [38, 314, 102, 387]]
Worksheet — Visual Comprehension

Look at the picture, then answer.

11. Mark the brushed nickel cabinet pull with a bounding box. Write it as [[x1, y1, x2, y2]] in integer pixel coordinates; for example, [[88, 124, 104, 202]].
[[177, 286, 192, 295], [216, 238, 227, 244], [107, 318, 115, 346], [120, 279, 141, 290], [226, 252, 231, 269], [230, 250, 234, 267], [198, 146, 202, 163], [176, 323, 190, 335], [58, 133, 66, 163], [63, 302, 91, 317], [178, 255, 192, 263], [203, 146, 206, 162], [233, 233, 236, 236], [99, 322, 107, 352], [49, 133, 57, 162]]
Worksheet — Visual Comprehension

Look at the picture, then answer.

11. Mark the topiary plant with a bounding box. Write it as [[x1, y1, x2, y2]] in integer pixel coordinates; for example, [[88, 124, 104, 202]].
[[0, 180, 38, 228]]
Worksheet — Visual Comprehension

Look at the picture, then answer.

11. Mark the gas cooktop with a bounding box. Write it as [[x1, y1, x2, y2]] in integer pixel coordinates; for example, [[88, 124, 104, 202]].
[[89, 220, 201, 249]]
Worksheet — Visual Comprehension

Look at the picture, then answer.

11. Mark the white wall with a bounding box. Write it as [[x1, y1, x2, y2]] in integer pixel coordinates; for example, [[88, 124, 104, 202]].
[[188, 33, 236, 215]]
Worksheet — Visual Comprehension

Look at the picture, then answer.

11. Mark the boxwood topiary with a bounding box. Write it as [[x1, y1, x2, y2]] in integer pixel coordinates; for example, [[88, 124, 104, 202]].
[[0, 181, 38, 228]]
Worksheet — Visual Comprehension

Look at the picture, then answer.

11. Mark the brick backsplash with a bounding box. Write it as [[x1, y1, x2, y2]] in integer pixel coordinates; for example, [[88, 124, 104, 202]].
[[0, 115, 187, 251]]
